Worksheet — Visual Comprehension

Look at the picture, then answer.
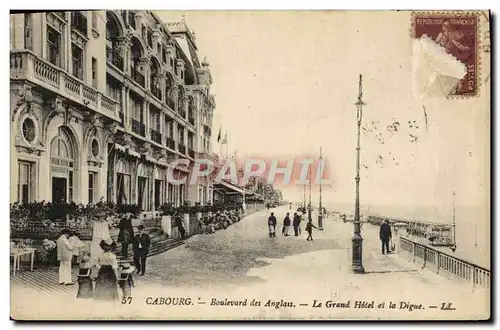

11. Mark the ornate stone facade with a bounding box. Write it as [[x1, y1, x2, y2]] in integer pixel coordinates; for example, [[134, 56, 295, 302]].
[[10, 11, 216, 209]]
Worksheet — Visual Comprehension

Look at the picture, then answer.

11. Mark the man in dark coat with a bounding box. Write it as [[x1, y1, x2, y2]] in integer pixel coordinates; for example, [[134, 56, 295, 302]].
[[379, 219, 392, 255], [133, 225, 151, 275], [282, 213, 291, 236], [268, 212, 277, 238], [292, 213, 301, 236], [118, 214, 134, 258]]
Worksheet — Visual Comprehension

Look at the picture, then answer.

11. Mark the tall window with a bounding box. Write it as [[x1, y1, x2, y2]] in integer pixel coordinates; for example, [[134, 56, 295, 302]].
[[167, 120, 174, 138], [167, 182, 174, 203], [153, 112, 160, 131], [24, 14, 32, 50], [88, 172, 96, 204], [178, 127, 184, 144], [17, 161, 35, 204], [91, 57, 98, 88], [147, 28, 153, 48], [72, 43, 84, 80], [92, 11, 98, 31], [128, 11, 136, 29], [47, 26, 61, 67]]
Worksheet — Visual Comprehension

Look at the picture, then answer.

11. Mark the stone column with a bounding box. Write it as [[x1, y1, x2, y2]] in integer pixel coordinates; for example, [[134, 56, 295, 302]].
[[143, 99, 149, 135], [117, 37, 131, 73]]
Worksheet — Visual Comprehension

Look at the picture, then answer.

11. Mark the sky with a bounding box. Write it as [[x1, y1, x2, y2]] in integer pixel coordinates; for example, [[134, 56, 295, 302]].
[[157, 11, 490, 214]]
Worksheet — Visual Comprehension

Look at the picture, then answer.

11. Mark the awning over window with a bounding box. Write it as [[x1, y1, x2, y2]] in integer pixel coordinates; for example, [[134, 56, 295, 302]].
[[214, 180, 245, 195]]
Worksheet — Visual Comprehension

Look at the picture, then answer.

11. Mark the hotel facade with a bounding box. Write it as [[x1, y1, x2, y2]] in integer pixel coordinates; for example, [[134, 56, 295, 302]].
[[10, 10, 217, 210]]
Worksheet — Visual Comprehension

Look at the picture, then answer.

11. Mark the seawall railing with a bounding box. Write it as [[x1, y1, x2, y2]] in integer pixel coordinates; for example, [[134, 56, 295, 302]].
[[399, 236, 490, 290]]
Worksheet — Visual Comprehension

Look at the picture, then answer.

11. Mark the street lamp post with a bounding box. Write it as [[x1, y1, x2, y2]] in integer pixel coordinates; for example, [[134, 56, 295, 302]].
[[352, 73, 365, 274]]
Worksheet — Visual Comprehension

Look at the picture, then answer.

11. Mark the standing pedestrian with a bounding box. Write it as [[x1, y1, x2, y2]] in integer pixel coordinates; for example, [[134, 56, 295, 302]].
[[292, 213, 300, 236], [57, 229, 74, 285], [94, 240, 119, 301], [379, 219, 392, 255], [133, 225, 151, 275], [118, 213, 134, 259], [283, 213, 291, 236], [268, 212, 277, 238], [68, 231, 85, 265], [305, 219, 318, 241]]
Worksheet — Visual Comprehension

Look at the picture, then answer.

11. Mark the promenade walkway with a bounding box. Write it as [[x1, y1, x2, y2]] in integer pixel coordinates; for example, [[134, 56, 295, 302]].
[[10, 206, 490, 320]]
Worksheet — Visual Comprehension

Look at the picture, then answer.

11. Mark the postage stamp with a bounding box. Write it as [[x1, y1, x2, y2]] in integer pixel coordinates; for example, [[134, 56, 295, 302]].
[[411, 12, 479, 97]]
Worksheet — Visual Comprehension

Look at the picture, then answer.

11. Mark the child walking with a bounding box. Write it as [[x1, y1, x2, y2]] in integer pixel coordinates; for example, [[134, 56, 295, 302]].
[[305, 219, 318, 241]]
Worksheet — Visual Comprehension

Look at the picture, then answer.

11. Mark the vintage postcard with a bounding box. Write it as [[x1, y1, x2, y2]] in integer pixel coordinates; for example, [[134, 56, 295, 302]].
[[9, 10, 490, 320]]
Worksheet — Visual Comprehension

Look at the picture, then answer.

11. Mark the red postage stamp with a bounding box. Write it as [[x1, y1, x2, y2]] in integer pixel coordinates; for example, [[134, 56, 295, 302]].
[[412, 12, 479, 97]]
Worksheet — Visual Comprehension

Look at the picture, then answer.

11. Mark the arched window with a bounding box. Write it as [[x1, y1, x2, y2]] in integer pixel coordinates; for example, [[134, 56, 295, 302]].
[[50, 129, 76, 203], [106, 12, 124, 70]]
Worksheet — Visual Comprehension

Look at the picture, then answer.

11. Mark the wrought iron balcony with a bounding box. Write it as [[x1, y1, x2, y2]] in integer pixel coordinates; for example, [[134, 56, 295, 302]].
[[71, 11, 88, 36], [106, 45, 124, 70], [188, 148, 195, 159], [166, 137, 175, 150], [130, 68, 145, 87], [151, 129, 162, 144], [130, 118, 145, 137], [178, 144, 186, 154]]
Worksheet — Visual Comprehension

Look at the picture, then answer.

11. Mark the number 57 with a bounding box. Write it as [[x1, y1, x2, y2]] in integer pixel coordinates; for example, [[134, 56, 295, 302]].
[[121, 297, 133, 304]]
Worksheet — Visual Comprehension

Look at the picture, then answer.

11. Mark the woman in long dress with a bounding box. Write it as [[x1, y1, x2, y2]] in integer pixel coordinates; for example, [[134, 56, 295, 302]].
[[93, 240, 119, 301], [90, 211, 111, 267]]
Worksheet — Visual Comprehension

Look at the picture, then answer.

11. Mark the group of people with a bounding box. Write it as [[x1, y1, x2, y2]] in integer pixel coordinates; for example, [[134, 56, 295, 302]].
[[199, 209, 241, 235], [267, 211, 318, 241], [54, 211, 153, 302]]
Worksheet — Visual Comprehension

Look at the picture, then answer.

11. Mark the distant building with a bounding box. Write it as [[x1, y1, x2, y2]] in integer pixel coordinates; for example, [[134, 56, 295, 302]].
[[10, 11, 216, 210]]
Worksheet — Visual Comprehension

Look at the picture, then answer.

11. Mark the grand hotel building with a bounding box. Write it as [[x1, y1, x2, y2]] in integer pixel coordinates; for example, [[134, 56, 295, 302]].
[[10, 10, 217, 210]]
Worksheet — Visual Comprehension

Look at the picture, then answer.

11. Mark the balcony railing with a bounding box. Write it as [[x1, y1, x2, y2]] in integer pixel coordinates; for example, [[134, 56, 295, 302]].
[[130, 68, 145, 87], [399, 237, 490, 289], [106, 45, 124, 71], [188, 115, 195, 126], [188, 148, 195, 158], [204, 125, 212, 136], [166, 137, 175, 150], [71, 12, 88, 36], [178, 144, 186, 154], [130, 118, 145, 137], [10, 51, 119, 119], [151, 84, 162, 100], [151, 129, 162, 144]]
